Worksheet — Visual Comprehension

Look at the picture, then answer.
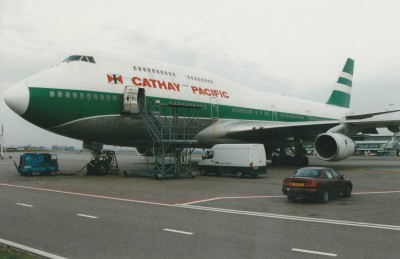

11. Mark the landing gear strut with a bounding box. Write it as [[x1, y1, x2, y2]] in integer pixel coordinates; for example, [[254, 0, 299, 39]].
[[86, 150, 119, 176], [271, 138, 309, 166]]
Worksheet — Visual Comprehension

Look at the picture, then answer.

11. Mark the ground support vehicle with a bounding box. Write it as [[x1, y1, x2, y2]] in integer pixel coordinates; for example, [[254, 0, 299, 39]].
[[15, 153, 58, 176], [198, 144, 267, 178]]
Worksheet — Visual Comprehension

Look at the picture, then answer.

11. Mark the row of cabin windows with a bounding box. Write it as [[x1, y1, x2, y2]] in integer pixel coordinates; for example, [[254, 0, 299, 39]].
[[133, 66, 176, 77], [232, 107, 268, 116], [281, 113, 305, 120], [168, 101, 206, 109], [187, 75, 214, 84], [49, 91, 118, 102]]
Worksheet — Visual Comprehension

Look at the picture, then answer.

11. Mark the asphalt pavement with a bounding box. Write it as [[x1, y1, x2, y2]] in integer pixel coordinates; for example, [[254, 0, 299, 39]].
[[0, 152, 399, 258]]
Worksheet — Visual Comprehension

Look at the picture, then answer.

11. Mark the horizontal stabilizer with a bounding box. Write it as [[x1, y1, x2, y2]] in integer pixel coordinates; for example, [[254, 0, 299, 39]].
[[346, 109, 400, 120]]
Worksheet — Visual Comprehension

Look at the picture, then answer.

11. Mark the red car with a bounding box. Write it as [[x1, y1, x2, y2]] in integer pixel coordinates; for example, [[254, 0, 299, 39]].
[[282, 167, 352, 203]]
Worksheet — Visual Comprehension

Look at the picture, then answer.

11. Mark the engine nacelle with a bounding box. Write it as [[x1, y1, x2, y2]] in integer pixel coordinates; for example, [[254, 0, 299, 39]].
[[314, 133, 355, 161], [136, 147, 151, 156]]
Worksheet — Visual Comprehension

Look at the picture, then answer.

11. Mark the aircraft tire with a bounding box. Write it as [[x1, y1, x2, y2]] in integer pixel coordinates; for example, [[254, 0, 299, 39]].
[[97, 161, 109, 175]]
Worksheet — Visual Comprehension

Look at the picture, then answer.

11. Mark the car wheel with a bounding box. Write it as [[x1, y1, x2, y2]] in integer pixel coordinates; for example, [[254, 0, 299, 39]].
[[319, 190, 329, 203], [236, 171, 243, 178], [343, 185, 352, 197], [200, 169, 207, 176], [251, 173, 257, 178]]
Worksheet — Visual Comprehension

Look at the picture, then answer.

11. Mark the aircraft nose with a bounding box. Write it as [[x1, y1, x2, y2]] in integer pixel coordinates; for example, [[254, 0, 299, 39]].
[[4, 81, 30, 115]]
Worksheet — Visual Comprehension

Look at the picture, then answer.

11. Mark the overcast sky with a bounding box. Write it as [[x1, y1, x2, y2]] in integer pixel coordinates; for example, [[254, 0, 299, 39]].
[[0, 0, 399, 148]]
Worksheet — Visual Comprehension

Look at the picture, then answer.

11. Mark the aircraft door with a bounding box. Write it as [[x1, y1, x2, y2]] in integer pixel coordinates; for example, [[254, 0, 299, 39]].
[[210, 97, 218, 119], [123, 86, 144, 114]]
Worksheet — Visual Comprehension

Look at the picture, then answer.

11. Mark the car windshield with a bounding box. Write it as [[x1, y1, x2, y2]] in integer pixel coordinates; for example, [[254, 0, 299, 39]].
[[293, 168, 320, 178]]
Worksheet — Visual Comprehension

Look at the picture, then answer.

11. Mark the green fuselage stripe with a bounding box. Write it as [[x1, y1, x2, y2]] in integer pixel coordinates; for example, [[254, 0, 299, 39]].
[[22, 87, 335, 128]]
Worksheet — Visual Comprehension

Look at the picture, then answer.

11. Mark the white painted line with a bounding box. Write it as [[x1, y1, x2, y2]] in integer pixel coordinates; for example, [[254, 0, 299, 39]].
[[0, 238, 67, 259], [16, 203, 33, 207], [181, 197, 222, 205], [353, 191, 400, 195], [1, 183, 399, 231], [0, 161, 14, 165], [77, 214, 98, 219], [177, 204, 400, 231], [292, 248, 337, 257], [181, 195, 285, 205], [163, 228, 193, 235]]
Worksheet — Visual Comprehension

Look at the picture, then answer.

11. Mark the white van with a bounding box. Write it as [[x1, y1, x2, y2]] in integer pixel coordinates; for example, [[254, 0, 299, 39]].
[[198, 144, 267, 177]]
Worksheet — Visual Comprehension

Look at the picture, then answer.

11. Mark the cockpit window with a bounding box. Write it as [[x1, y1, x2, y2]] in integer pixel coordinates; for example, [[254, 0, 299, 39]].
[[87, 56, 95, 63], [63, 55, 96, 64], [64, 55, 82, 62]]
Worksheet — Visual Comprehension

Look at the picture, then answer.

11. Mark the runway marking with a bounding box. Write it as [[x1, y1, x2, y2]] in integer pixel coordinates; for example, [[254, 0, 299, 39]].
[[1, 183, 400, 231], [180, 191, 400, 205], [163, 228, 193, 235], [181, 195, 285, 205], [0, 238, 67, 259], [15, 203, 33, 207], [77, 214, 98, 219], [291, 248, 337, 257], [177, 204, 400, 231], [353, 191, 400, 195], [0, 161, 14, 165]]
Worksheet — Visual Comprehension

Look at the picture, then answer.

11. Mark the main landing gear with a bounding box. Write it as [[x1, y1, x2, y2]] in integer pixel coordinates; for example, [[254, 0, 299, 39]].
[[86, 150, 120, 176], [271, 154, 309, 166], [270, 138, 309, 166]]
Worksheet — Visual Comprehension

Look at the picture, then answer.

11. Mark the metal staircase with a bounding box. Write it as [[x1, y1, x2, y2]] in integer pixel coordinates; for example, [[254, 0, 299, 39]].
[[138, 99, 202, 178]]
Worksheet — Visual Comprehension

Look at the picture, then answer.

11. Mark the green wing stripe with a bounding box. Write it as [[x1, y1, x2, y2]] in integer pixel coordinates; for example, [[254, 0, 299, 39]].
[[327, 90, 351, 108], [343, 58, 354, 75], [337, 77, 352, 87]]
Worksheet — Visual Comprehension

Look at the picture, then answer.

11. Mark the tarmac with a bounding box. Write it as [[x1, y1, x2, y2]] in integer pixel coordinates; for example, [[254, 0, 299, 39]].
[[0, 152, 399, 258]]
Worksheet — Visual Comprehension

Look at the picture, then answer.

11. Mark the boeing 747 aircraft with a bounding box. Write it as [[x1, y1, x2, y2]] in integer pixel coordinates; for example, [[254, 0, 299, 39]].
[[4, 54, 400, 171]]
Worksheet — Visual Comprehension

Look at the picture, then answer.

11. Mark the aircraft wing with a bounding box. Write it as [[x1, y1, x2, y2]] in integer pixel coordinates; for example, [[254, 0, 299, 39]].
[[199, 111, 400, 143]]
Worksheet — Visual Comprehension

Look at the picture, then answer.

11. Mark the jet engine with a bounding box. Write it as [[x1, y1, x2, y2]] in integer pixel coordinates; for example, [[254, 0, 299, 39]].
[[314, 133, 356, 161], [136, 147, 151, 156]]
